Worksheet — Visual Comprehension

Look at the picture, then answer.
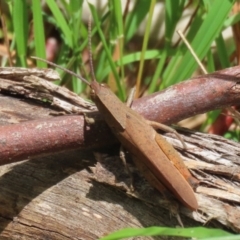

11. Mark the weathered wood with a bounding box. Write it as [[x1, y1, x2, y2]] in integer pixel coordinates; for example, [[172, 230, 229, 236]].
[[1, 67, 240, 238], [0, 95, 202, 240], [1, 66, 240, 165]]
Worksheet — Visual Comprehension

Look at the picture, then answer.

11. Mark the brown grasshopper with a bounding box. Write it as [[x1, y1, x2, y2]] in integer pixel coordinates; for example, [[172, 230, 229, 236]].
[[32, 16, 200, 209], [32, 54, 199, 210]]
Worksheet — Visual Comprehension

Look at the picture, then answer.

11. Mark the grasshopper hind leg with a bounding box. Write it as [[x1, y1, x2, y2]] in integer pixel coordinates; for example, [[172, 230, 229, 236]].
[[126, 86, 186, 149], [147, 120, 187, 149]]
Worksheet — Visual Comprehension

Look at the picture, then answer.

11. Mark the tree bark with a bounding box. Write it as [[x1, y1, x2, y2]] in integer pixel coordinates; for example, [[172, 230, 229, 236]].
[[0, 95, 202, 240], [1, 67, 240, 239]]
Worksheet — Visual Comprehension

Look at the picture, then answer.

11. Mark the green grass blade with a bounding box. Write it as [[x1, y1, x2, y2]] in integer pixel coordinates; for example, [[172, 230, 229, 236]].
[[124, 0, 151, 42], [69, 0, 83, 46], [58, 0, 71, 15], [148, 50, 167, 92], [165, 0, 185, 43], [89, 3, 125, 100], [224, 12, 240, 27], [45, 0, 73, 47], [32, 0, 47, 68], [12, 0, 28, 66], [149, 0, 185, 92], [100, 227, 233, 240], [163, 0, 234, 88], [100, 49, 178, 80], [110, 0, 125, 88], [161, 4, 203, 87], [68, 0, 84, 93], [215, 33, 230, 68], [135, 0, 156, 97], [206, 49, 215, 73]]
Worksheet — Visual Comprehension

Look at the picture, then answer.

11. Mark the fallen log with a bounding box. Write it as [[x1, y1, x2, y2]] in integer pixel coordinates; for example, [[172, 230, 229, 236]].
[[0, 66, 240, 239]]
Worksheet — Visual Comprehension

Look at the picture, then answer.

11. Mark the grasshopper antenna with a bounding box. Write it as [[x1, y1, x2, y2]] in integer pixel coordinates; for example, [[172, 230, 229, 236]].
[[31, 57, 90, 86], [88, 16, 96, 82], [32, 18, 96, 86]]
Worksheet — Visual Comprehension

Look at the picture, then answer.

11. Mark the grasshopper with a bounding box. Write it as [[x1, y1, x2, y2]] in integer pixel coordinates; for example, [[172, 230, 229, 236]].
[[32, 54, 199, 210], [32, 24, 198, 209], [90, 81, 199, 210]]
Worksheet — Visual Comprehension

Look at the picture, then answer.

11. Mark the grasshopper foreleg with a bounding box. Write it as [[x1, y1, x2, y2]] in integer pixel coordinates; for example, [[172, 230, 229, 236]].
[[118, 86, 137, 191], [119, 146, 134, 191], [126, 87, 136, 107], [83, 113, 95, 125]]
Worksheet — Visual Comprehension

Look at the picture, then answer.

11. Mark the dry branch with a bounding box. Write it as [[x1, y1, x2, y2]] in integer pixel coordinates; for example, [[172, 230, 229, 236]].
[[1, 66, 240, 165], [1, 66, 240, 237]]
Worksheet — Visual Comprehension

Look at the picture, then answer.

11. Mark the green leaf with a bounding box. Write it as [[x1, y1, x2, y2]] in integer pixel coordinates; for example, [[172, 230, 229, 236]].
[[163, 0, 235, 88], [125, 0, 151, 42], [89, 3, 125, 100], [45, 0, 73, 47], [100, 227, 234, 240], [32, 0, 46, 68], [12, 0, 28, 66]]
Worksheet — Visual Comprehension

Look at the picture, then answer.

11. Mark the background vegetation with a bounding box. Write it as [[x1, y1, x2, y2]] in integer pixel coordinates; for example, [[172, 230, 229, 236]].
[[1, 0, 240, 238], [1, 0, 240, 138]]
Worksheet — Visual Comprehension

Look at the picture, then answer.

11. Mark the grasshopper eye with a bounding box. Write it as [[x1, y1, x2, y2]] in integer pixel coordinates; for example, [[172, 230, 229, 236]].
[[100, 83, 110, 89]]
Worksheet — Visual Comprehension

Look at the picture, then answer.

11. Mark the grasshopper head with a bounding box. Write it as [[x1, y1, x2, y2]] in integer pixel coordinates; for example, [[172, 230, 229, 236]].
[[90, 81, 112, 103], [90, 81, 102, 101]]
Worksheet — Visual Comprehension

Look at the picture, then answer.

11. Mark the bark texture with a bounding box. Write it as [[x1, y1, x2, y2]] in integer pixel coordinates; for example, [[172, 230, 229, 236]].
[[1, 67, 240, 239]]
